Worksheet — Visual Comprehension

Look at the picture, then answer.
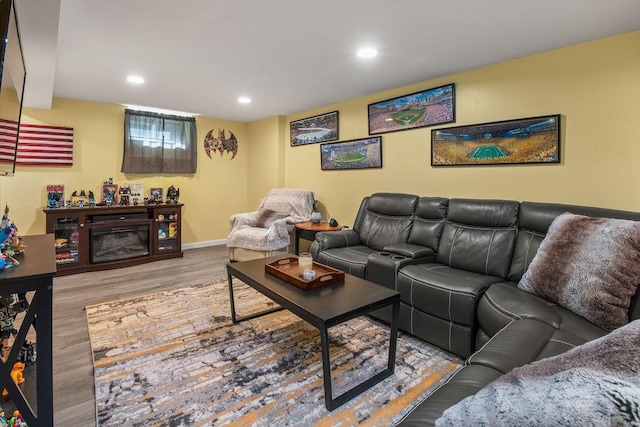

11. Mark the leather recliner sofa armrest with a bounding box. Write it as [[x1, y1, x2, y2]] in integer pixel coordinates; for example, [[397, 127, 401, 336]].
[[313, 229, 361, 251], [476, 282, 562, 337], [398, 364, 503, 426], [383, 243, 435, 261], [467, 318, 555, 374]]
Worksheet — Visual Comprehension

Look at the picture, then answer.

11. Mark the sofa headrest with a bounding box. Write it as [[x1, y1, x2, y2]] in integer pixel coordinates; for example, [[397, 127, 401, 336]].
[[519, 201, 640, 234], [447, 199, 519, 227], [416, 197, 449, 220], [367, 193, 418, 216]]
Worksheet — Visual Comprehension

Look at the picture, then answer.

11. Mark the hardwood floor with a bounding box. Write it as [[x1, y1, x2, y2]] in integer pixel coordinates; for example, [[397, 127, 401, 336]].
[[52, 245, 230, 426]]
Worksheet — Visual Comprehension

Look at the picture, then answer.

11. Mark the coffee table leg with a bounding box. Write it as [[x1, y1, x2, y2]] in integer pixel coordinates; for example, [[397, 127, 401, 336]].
[[320, 327, 334, 410], [320, 300, 400, 411], [227, 267, 284, 324], [228, 271, 239, 323], [388, 300, 400, 373]]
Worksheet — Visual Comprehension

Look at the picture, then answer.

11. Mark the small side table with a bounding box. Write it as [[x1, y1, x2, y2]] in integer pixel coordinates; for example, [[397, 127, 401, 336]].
[[294, 221, 341, 254]]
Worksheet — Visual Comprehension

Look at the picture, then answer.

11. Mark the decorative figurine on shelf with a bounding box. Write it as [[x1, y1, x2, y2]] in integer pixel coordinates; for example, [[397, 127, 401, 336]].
[[0, 293, 28, 360], [119, 186, 132, 206], [89, 190, 96, 207], [1, 362, 25, 398], [0, 205, 21, 272], [166, 186, 179, 204], [18, 341, 36, 366], [71, 190, 90, 207], [7, 410, 26, 427]]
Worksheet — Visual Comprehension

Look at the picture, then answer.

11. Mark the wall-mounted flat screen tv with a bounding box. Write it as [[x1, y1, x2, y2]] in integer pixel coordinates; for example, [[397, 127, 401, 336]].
[[0, 0, 26, 176]]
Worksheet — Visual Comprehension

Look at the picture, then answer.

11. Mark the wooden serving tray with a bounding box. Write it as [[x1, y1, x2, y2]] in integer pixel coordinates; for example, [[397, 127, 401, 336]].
[[265, 257, 345, 290]]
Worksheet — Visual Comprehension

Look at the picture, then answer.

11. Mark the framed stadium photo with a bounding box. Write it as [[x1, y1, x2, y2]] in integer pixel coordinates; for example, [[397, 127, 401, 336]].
[[320, 136, 382, 170], [290, 111, 339, 146], [368, 83, 455, 135], [431, 114, 561, 166]]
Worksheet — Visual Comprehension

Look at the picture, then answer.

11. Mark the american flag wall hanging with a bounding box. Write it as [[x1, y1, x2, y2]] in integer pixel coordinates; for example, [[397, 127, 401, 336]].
[[0, 119, 74, 166], [17, 122, 74, 165], [0, 118, 19, 164]]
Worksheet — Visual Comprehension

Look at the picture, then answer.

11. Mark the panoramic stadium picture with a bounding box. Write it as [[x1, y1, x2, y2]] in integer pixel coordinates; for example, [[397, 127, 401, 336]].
[[368, 83, 455, 135], [431, 114, 561, 166], [320, 136, 382, 170], [290, 111, 339, 146]]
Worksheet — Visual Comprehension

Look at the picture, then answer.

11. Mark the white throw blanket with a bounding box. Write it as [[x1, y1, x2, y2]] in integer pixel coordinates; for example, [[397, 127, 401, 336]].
[[227, 188, 316, 252]]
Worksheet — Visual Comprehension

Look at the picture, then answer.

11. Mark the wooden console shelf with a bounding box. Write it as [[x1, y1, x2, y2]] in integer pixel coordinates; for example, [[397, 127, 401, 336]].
[[44, 203, 183, 275]]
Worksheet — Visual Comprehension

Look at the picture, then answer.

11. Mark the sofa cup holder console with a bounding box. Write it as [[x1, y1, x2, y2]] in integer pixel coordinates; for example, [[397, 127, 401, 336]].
[[378, 252, 408, 260]]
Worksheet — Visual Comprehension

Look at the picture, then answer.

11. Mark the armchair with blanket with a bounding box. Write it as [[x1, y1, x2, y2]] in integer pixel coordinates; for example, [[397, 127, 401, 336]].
[[227, 188, 316, 262]]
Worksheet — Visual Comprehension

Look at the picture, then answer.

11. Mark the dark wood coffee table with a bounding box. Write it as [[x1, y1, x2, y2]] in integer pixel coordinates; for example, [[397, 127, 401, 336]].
[[226, 255, 400, 411]]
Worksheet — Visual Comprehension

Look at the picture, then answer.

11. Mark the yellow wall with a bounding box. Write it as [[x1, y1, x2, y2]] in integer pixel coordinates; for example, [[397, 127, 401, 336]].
[[283, 31, 640, 226], [1, 31, 638, 244], [246, 116, 284, 208], [0, 98, 249, 245]]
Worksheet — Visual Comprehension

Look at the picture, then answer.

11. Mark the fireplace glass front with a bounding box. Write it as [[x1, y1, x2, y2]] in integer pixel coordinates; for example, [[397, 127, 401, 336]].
[[90, 224, 150, 263]]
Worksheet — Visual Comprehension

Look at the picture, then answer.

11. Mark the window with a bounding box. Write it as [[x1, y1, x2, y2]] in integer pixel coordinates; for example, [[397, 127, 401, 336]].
[[121, 109, 197, 174]]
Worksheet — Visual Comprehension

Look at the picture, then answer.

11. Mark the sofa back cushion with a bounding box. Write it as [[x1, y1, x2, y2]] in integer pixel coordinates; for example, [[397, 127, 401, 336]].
[[407, 196, 449, 251], [354, 193, 418, 251], [436, 199, 519, 278], [508, 201, 640, 282]]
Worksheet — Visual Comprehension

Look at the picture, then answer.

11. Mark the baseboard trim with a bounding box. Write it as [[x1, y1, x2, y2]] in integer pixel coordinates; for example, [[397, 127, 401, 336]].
[[183, 239, 227, 250]]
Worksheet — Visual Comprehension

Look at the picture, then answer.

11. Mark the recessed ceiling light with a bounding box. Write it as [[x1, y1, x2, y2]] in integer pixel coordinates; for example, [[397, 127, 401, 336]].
[[126, 75, 145, 84], [357, 48, 378, 58], [238, 97, 251, 104]]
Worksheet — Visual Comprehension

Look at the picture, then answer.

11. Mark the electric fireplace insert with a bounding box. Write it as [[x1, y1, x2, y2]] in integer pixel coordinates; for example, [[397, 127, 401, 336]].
[[90, 224, 150, 263]]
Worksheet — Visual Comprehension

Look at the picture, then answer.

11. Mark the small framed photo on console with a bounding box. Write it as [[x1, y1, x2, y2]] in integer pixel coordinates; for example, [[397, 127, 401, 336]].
[[150, 188, 163, 203], [102, 184, 118, 205]]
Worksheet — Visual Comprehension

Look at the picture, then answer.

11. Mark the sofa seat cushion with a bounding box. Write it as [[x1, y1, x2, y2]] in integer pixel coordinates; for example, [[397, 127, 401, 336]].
[[398, 263, 502, 327], [467, 318, 556, 374], [314, 245, 377, 278]]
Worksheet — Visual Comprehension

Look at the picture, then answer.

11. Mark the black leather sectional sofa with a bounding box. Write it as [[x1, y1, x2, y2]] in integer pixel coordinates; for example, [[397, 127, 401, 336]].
[[309, 193, 640, 425]]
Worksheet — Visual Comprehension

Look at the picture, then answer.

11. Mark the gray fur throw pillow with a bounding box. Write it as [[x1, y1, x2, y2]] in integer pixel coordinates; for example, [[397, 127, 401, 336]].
[[518, 213, 640, 330], [250, 209, 288, 228]]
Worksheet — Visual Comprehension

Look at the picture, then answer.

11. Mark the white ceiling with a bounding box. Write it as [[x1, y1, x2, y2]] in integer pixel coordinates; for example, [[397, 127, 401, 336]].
[[15, 0, 640, 122]]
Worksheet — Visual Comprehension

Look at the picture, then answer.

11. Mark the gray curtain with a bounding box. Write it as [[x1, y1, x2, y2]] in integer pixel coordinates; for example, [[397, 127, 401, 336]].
[[121, 109, 197, 174]]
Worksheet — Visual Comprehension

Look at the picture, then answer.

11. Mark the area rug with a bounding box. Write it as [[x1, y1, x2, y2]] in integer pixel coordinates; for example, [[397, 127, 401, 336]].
[[86, 279, 462, 426]]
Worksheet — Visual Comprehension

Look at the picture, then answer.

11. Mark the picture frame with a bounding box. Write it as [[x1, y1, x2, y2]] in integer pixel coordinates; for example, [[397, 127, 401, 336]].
[[101, 184, 118, 205], [368, 83, 455, 135], [320, 136, 382, 171], [46, 184, 64, 208], [290, 111, 339, 146], [150, 187, 163, 203], [127, 181, 145, 206], [431, 114, 561, 167]]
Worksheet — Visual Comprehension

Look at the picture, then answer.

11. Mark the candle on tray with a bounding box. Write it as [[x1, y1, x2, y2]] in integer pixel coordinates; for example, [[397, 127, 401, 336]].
[[298, 252, 313, 275]]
